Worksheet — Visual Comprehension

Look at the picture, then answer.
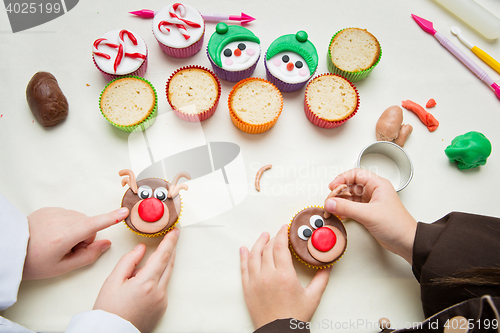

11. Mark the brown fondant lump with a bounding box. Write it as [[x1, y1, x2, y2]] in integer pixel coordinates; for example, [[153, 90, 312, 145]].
[[26, 72, 68, 127], [376, 105, 412, 147]]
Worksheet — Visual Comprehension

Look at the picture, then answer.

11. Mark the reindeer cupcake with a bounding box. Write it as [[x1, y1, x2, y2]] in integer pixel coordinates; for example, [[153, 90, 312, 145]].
[[119, 169, 191, 237]]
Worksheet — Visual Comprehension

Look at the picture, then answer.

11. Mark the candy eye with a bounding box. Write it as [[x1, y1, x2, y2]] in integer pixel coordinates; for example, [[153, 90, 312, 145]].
[[238, 43, 246, 50], [282, 55, 290, 63], [138, 185, 152, 200], [298, 225, 313, 240], [154, 187, 168, 201], [223, 49, 232, 57], [310, 215, 324, 229], [295, 61, 303, 68]]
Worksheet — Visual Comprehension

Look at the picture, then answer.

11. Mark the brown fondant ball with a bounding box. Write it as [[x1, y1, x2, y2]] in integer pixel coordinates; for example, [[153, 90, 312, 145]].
[[26, 72, 68, 127]]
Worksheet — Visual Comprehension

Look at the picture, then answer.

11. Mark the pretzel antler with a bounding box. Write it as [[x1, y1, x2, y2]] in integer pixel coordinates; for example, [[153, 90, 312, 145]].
[[167, 171, 191, 198], [119, 169, 138, 194]]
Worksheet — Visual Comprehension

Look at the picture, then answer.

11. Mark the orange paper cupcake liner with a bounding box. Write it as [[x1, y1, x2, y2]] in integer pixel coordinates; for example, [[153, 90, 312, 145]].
[[166, 65, 221, 122], [288, 205, 347, 269], [304, 73, 359, 129], [228, 77, 283, 134]]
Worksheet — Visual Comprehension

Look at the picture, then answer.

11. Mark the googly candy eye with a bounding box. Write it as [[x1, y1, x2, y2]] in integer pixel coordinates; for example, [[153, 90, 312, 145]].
[[310, 215, 324, 229], [298, 225, 313, 240], [154, 187, 168, 201], [138, 185, 153, 200]]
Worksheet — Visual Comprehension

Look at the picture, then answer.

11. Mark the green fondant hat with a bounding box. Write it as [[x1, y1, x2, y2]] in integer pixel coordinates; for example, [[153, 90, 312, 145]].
[[266, 31, 318, 75], [208, 22, 260, 68]]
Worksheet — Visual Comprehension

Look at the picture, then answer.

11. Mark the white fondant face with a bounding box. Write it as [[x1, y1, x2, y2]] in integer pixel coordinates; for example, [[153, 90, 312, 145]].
[[267, 51, 311, 84], [152, 3, 204, 48], [220, 41, 260, 71], [93, 29, 147, 75]]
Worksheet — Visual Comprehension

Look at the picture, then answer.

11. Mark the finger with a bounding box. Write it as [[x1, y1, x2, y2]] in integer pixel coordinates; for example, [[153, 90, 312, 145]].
[[273, 224, 294, 272], [240, 246, 250, 286], [261, 236, 276, 270], [248, 232, 270, 276], [72, 234, 97, 251], [328, 168, 379, 197], [325, 198, 371, 224], [61, 239, 112, 273], [158, 246, 176, 289], [305, 267, 331, 300], [139, 228, 180, 282], [67, 207, 129, 246], [107, 243, 146, 281]]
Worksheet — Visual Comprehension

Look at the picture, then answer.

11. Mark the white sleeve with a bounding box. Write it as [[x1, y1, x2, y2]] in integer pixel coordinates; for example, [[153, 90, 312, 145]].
[[0, 317, 36, 333], [0, 194, 29, 311], [66, 310, 140, 333]]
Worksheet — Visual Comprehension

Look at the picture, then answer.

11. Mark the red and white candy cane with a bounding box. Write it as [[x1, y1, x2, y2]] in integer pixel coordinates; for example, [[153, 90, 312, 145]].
[[93, 30, 146, 73], [158, 3, 201, 40]]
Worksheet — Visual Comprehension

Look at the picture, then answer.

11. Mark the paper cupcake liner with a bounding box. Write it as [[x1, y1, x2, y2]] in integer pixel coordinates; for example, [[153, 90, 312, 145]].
[[154, 24, 205, 58], [228, 78, 283, 134], [288, 205, 347, 269], [327, 28, 382, 82], [99, 76, 158, 132], [263, 52, 313, 92], [206, 48, 260, 82], [92, 42, 149, 81], [304, 73, 359, 129], [166, 65, 221, 122]]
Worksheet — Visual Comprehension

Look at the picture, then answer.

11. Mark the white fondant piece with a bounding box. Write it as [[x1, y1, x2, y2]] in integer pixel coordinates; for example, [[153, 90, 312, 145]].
[[220, 41, 260, 71], [266, 51, 311, 84]]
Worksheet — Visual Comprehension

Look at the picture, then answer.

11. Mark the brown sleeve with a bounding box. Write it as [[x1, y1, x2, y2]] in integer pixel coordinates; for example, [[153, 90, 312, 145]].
[[412, 211, 500, 317], [254, 319, 310, 333]]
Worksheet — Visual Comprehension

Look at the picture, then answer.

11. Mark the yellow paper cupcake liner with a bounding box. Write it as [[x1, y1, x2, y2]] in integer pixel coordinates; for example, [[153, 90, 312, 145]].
[[288, 205, 347, 269], [228, 78, 283, 134]]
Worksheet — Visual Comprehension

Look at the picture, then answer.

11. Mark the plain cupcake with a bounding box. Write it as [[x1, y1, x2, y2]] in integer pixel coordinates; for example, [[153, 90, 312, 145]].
[[92, 29, 148, 81], [327, 28, 381, 82], [304, 74, 359, 129], [207, 22, 261, 82], [166, 66, 221, 122]]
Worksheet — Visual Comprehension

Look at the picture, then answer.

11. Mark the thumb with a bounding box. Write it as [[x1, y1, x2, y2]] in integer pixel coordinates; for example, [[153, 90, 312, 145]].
[[325, 198, 370, 225], [305, 267, 331, 300], [62, 239, 112, 272]]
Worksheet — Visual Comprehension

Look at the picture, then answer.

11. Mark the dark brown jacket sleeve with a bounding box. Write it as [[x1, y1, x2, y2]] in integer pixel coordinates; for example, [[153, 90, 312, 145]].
[[254, 319, 310, 333], [412, 211, 500, 318]]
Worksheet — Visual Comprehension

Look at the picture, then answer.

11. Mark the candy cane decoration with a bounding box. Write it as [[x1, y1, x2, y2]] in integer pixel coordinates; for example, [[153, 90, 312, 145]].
[[158, 3, 201, 40], [93, 30, 146, 73]]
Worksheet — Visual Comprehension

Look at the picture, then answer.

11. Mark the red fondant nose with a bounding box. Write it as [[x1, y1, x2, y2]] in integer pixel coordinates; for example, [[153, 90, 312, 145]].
[[138, 198, 164, 222], [286, 62, 294, 71], [234, 48, 242, 57], [311, 227, 337, 252]]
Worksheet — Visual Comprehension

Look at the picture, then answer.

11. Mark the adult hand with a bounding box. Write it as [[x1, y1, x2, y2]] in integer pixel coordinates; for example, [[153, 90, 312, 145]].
[[23, 207, 129, 280], [240, 224, 330, 330], [325, 168, 417, 264], [93, 228, 179, 333]]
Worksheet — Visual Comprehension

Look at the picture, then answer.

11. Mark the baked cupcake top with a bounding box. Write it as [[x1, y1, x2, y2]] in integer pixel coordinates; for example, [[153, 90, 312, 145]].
[[229, 78, 282, 125], [208, 23, 260, 72], [305, 74, 358, 122], [167, 67, 220, 115], [100, 77, 156, 126], [93, 29, 147, 75], [289, 207, 347, 268], [329, 28, 380, 72], [266, 31, 318, 84], [152, 3, 204, 48]]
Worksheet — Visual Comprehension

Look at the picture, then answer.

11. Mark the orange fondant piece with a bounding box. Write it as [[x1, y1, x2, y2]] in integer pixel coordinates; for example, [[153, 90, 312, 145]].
[[402, 100, 439, 132], [426, 98, 437, 108], [234, 48, 242, 57]]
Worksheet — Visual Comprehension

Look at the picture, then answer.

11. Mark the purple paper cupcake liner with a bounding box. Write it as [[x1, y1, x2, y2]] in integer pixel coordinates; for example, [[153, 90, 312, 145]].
[[93, 48, 149, 82], [154, 24, 205, 58], [206, 48, 259, 82], [263, 52, 314, 93]]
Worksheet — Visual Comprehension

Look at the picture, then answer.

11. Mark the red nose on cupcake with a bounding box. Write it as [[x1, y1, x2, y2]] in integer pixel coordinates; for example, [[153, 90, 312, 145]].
[[311, 227, 337, 252], [138, 198, 164, 222], [234, 48, 242, 57], [286, 62, 294, 71]]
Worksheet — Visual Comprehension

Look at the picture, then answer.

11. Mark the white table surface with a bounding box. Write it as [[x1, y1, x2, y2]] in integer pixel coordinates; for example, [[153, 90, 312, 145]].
[[1, 0, 500, 332]]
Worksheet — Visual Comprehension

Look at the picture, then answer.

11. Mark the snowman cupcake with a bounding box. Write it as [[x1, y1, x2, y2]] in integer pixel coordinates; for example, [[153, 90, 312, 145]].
[[207, 23, 260, 82], [265, 31, 318, 92]]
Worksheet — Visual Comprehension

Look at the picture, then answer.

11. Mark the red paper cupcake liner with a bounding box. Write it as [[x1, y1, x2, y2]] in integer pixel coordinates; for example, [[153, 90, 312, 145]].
[[166, 65, 221, 122], [304, 73, 360, 129], [154, 24, 205, 58], [93, 47, 148, 81], [206, 47, 259, 82]]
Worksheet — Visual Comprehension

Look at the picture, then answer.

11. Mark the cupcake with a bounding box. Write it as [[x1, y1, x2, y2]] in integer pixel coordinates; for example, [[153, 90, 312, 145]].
[[265, 31, 318, 92], [228, 78, 283, 134], [207, 22, 260, 82], [304, 74, 359, 129], [289, 206, 347, 269], [119, 169, 190, 237], [100, 76, 157, 132], [92, 29, 148, 81], [327, 28, 381, 82], [166, 66, 221, 122], [152, 3, 205, 58]]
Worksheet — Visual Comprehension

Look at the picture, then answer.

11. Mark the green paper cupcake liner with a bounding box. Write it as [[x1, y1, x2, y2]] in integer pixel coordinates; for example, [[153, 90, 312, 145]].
[[99, 76, 158, 132], [326, 28, 382, 82]]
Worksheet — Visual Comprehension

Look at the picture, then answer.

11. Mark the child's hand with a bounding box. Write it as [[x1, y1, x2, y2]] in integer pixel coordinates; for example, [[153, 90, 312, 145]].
[[23, 207, 129, 280], [325, 168, 417, 264], [93, 228, 179, 333], [240, 224, 330, 329]]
